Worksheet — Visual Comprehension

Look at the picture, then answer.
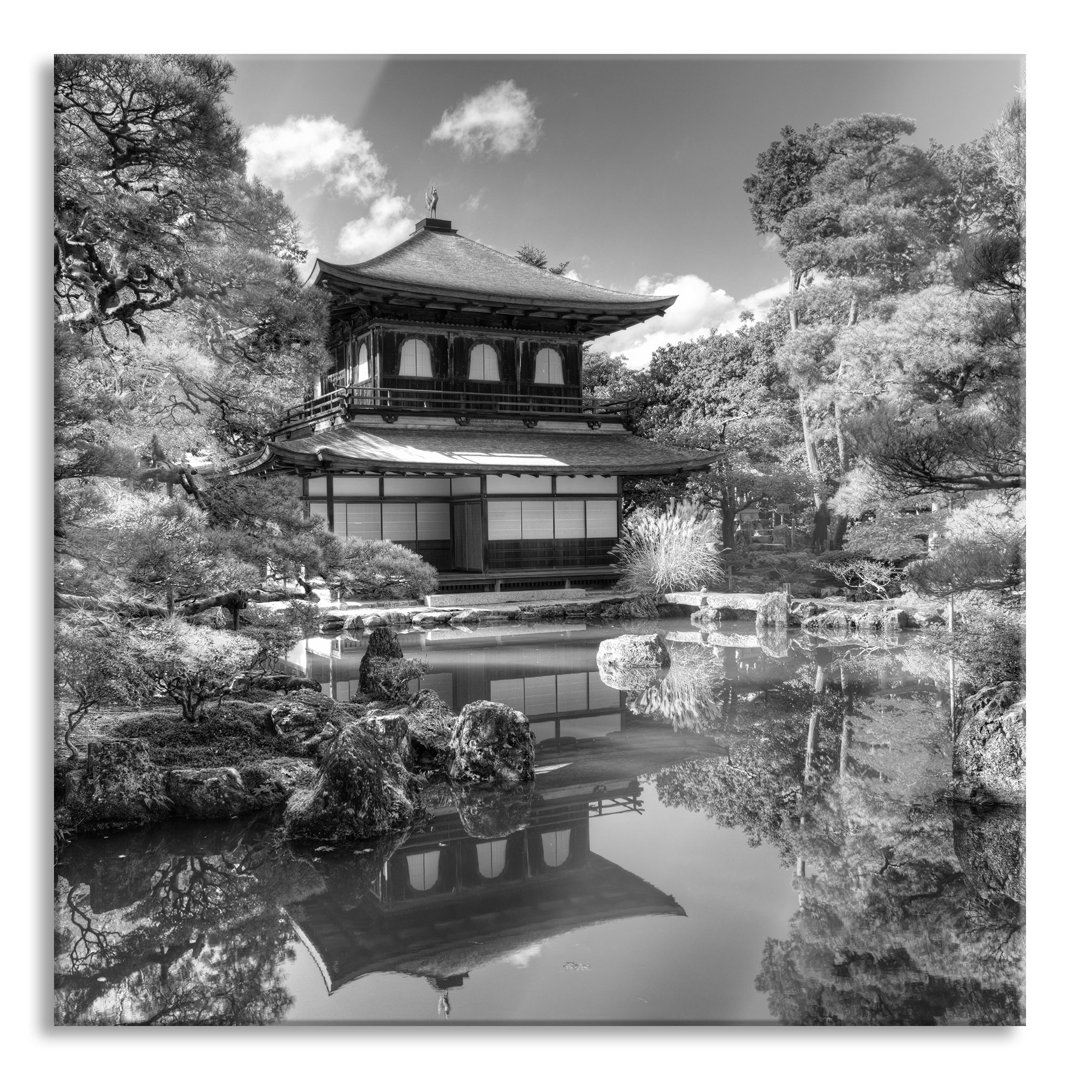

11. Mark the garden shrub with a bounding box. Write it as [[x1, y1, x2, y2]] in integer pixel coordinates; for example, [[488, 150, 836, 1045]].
[[953, 601, 1025, 695], [813, 551, 906, 600], [329, 538, 438, 601], [127, 618, 260, 722], [613, 503, 723, 594]]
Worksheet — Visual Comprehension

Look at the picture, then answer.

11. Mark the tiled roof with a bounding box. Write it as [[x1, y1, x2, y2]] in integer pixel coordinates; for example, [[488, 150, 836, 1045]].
[[259, 422, 718, 477], [314, 222, 676, 313]]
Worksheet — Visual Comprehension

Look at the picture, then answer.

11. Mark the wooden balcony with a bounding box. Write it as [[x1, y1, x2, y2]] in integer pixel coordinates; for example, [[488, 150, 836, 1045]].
[[272, 381, 634, 436]]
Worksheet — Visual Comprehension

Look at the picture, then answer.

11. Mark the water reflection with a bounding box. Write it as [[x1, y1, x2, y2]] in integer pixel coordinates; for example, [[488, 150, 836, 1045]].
[[56, 618, 1023, 1024], [287, 778, 683, 1001]]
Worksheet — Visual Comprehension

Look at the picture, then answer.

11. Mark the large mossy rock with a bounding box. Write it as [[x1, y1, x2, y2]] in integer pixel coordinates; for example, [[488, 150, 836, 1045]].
[[448, 700, 535, 785], [953, 803, 1026, 905], [954, 684, 1026, 806], [596, 633, 670, 670], [164, 760, 316, 819], [356, 626, 404, 696], [67, 739, 168, 828], [283, 717, 418, 841], [402, 689, 456, 772]]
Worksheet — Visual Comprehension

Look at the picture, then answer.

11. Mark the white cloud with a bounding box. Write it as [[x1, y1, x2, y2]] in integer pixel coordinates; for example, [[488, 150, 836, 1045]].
[[462, 191, 484, 213], [593, 275, 789, 369], [338, 194, 415, 262], [244, 115, 390, 199], [503, 944, 543, 968], [429, 81, 542, 157]]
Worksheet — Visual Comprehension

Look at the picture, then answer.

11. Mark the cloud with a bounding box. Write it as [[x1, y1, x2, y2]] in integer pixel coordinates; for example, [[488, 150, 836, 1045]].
[[244, 115, 391, 199], [429, 81, 542, 157], [338, 194, 415, 261], [462, 190, 484, 213], [592, 275, 789, 369]]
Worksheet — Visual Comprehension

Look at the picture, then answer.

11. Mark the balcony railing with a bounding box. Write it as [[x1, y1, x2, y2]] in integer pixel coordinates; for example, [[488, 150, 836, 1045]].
[[273, 381, 634, 435]]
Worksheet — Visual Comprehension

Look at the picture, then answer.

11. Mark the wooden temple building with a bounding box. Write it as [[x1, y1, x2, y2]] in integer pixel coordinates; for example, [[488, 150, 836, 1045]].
[[247, 215, 718, 591]]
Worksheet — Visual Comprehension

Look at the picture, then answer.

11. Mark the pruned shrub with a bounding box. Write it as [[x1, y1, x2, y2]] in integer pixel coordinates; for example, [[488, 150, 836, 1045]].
[[813, 551, 905, 600], [361, 657, 428, 703], [329, 538, 438, 601], [127, 619, 260, 722], [613, 504, 723, 594]]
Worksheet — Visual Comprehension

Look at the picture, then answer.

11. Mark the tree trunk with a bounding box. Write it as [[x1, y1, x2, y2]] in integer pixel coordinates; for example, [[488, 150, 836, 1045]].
[[789, 274, 825, 509]]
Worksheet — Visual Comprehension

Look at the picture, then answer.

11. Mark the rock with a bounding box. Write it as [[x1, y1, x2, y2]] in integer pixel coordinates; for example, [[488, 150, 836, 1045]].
[[453, 783, 535, 839], [283, 717, 419, 841], [362, 614, 387, 629], [411, 609, 453, 625], [448, 700, 536, 785], [402, 689, 455, 771], [449, 608, 481, 625], [954, 687, 1025, 806], [754, 591, 791, 630], [270, 699, 323, 745], [953, 803, 1026, 904], [596, 664, 667, 692], [596, 633, 671, 669], [319, 615, 346, 635], [357, 627, 404, 695], [802, 609, 857, 636], [72, 739, 168, 827], [227, 672, 321, 695], [164, 766, 248, 818], [600, 595, 660, 620]]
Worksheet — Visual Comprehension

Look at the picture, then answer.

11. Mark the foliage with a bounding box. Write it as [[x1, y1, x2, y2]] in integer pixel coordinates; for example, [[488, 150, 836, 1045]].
[[54, 54, 334, 643], [812, 551, 906, 600], [114, 709, 295, 769], [359, 657, 429, 703], [126, 619, 259, 722], [54, 614, 142, 760], [612, 503, 723, 594], [236, 602, 320, 671], [515, 242, 569, 275], [952, 600, 1025, 695], [326, 537, 439, 600]]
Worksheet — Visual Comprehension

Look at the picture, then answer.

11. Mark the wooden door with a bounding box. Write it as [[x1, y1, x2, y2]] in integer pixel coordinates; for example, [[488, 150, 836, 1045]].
[[452, 502, 483, 571]]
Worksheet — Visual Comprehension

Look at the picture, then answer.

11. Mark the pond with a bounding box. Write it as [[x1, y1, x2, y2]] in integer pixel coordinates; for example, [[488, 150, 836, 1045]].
[[54, 617, 1025, 1025]]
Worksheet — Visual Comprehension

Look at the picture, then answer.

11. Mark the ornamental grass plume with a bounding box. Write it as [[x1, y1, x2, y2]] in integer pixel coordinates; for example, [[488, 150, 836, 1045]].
[[613, 503, 723, 595]]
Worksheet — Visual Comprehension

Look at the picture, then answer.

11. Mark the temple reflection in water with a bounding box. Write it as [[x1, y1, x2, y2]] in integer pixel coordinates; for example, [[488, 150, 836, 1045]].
[[282, 622, 720, 999], [287, 777, 685, 996], [290, 622, 632, 754]]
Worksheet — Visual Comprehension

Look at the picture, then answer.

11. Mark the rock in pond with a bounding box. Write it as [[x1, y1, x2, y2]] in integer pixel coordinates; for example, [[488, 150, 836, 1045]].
[[596, 633, 671, 670], [357, 626, 404, 695], [448, 700, 535, 785], [283, 717, 418, 841]]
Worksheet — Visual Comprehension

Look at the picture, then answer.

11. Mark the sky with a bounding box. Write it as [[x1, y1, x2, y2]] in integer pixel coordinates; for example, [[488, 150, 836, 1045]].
[[227, 54, 1023, 366]]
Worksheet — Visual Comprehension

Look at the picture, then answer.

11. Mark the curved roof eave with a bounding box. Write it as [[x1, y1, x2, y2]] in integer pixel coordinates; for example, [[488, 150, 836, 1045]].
[[312, 259, 677, 316]]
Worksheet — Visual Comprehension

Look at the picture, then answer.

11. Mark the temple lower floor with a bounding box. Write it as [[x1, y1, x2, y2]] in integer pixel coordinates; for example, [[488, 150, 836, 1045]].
[[300, 471, 622, 582]]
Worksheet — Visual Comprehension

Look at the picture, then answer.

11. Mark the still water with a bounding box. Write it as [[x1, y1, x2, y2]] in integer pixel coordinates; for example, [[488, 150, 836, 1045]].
[[54, 618, 1025, 1025]]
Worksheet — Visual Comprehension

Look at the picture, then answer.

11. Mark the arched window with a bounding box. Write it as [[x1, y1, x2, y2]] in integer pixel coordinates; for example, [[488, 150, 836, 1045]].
[[534, 347, 564, 385], [469, 343, 500, 381], [541, 829, 571, 868], [354, 342, 369, 383], [399, 338, 433, 378], [405, 850, 441, 891], [474, 839, 508, 879]]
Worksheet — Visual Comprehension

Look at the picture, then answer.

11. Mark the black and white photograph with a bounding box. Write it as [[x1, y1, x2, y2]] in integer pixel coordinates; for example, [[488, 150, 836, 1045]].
[[43, 39, 1032, 1033]]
